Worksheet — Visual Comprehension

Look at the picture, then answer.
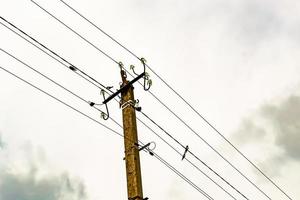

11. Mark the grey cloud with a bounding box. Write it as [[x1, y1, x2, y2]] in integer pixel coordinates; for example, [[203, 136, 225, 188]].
[[0, 139, 88, 200], [261, 95, 300, 161], [0, 170, 87, 200], [0, 134, 3, 149], [231, 93, 300, 179], [233, 119, 266, 145]]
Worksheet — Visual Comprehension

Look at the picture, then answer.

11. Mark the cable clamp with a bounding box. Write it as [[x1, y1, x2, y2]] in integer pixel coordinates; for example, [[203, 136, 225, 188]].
[[121, 99, 139, 110], [181, 145, 189, 160]]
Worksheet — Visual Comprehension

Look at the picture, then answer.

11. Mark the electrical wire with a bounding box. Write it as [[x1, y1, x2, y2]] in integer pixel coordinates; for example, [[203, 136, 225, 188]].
[[144, 90, 272, 200], [137, 111, 248, 200], [1, 22, 222, 198], [30, 0, 119, 65], [0, 16, 114, 96], [56, 2, 294, 200], [137, 117, 239, 200], [28, 2, 273, 199], [151, 152, 214, 200], [0, 65, 213, 200], [0, 48, 110, 119], [0, 65, 122, 137]]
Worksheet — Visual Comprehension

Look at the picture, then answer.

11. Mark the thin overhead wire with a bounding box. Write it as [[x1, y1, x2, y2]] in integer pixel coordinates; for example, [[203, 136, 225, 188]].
[[144, 91, 272, 200], [56, 1, 294, 200], [0, 65, 213, 200], [0, 65, 122, 137], [29, 3, 273, 199], [151, 152, 214, 200], [138, 111, 248, 200], [3, 45, 218, 197], [137, 118, 240, 200], [0, 48, 110, 119], [30, 0, 119, 65], [0, 16, 114, 95]]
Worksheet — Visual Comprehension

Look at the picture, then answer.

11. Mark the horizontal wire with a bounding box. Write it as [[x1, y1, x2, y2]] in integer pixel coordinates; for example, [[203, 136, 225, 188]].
[[0, 65, 213, 200], [56, 2, 294, 199]]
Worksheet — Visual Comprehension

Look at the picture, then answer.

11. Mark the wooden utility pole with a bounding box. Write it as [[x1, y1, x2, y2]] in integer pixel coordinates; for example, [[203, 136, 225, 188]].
[[120, 69, 144, 200]]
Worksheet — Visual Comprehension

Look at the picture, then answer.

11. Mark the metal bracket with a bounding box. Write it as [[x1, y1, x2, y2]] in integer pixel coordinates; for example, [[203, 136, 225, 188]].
[[88, 89, 110, 120], [103, 72, 145, 105], [140, 58, 152, 91], [136, 142, 156, 156], [129, 58, 152, 91]]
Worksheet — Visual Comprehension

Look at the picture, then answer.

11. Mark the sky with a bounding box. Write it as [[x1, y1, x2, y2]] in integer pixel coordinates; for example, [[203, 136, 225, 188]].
[[0, 0, 299, 199]]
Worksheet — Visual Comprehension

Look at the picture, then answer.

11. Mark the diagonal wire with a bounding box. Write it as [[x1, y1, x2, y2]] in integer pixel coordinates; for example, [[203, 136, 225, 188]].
[[2, 17, 227, 199], [151, 151, 214, 200], [0, 65, 213, 200], [56, 1, 294, 200], [138, 110, 248, 200], [0, 16, 114, 95], [137, 117, 240, 200], [0, 65, 122, 137], [30, 0, 119, 65], [29, 2, 273, 199], [144, 89, 272, 200], [0, 48, 109, 117]]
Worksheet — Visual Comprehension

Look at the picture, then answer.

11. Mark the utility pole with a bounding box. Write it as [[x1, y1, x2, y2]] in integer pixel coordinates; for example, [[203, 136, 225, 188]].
[[103, 62, 150, 200], [120, 69, 144, 200]]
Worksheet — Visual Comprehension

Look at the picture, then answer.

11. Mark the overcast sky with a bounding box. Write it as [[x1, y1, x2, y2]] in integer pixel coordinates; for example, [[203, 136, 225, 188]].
[[0, 0, 299, 200]]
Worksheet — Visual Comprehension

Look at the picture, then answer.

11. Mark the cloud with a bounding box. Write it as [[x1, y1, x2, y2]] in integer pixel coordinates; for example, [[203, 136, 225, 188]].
[[232, 93, 300, 177], [0, 170, 87, 200], [0, 134, 4, 149], [0, 139, 88, 200], [233, 119, 267, 145], [261, 95, 300, 161]]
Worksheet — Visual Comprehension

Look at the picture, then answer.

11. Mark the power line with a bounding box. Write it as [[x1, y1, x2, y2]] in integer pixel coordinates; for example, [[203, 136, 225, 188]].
[[0, 65, 121, 137], [151, 152, 214, 200], [137, 117, 239, 200], [28, 2, 272, 199], [0, 48, 110, 119], [144, 91, 272, 200], [0, 46, 237, 199], [0, 65, 213, 200], [138, 110, 248, 200], [56, 2, 294, 200], [1, 39, 235, 199], [0, 16, 114, 95], [30, 0, 119, 65]]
